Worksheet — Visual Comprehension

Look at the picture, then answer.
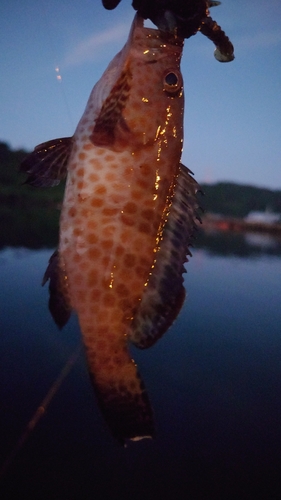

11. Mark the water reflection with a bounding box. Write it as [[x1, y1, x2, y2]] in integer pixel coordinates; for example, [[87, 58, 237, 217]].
[[244, 231, 279, 250], [1, 234, 281, 499], [196, 227, 281, 257]]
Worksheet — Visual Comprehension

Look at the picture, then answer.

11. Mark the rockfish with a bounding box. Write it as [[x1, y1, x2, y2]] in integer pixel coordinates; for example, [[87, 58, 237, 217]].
[[21, 13, 200, 442]]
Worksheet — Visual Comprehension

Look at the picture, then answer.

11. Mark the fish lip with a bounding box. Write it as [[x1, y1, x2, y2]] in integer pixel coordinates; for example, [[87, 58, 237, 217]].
[[133, 11, 144, 29], [131, 13, 184, 51]]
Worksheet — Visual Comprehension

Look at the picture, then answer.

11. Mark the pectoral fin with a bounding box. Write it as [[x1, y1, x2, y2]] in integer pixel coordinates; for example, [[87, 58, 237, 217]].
[[20, 137, 73, 187], [130, 164, 201, 349], [42, 250, 72, 329]]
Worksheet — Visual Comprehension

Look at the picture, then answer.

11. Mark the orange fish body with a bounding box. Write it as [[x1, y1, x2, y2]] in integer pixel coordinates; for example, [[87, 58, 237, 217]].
[[21, 14, 200, 442]]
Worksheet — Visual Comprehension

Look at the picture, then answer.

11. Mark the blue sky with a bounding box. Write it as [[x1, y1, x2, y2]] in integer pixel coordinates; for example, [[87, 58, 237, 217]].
[[0, 0, 280, 189]]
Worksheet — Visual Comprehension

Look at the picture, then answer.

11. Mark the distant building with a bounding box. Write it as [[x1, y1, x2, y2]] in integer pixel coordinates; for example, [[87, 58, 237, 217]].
[[245, 211, 281, 224]]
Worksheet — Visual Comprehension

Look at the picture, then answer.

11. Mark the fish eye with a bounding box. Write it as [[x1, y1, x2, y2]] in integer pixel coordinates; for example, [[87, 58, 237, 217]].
[[163, 70, 182, 95]]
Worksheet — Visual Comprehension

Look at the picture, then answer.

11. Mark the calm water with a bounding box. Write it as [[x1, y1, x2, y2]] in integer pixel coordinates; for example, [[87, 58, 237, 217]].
[[1, 235, 281, 499]]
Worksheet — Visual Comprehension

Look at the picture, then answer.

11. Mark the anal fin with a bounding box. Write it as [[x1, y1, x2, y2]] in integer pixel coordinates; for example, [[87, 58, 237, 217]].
[[42, 250, 72, 329]]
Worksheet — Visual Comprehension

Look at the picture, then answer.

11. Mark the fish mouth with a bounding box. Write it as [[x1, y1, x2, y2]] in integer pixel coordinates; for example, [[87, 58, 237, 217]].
[[130, 12, 184, 50]]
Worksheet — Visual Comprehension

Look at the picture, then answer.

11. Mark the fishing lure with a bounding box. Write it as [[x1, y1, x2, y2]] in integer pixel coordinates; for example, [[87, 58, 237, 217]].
[[102, 0, 234, 61]]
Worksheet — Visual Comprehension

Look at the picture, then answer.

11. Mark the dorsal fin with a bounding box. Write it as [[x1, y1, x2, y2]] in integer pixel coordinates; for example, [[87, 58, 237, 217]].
[[129, 164, 201, 349], [42, 250, 72, 329], [20, 137, 73, 187]]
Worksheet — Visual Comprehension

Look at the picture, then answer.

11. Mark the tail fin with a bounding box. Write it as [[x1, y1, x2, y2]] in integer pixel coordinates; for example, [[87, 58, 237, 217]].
[[84, 342, 154, 444], [90, 369, 154, 444]]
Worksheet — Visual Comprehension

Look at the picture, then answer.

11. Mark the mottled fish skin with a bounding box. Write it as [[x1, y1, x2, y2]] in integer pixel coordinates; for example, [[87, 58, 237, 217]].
[[129, 163, 201, 349], [57, 14, 186, 442], [21, 14, 201, 443]]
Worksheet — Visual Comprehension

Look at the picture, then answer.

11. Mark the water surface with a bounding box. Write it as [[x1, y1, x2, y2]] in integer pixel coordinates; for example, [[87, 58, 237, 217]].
[[0, 237, 281, 499]]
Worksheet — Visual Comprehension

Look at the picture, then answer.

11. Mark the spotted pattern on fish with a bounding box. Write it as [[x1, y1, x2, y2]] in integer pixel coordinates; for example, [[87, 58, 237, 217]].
[[90, 67, 132, 148], [21, 14, 201, 442], [130, 163, 200, 349]]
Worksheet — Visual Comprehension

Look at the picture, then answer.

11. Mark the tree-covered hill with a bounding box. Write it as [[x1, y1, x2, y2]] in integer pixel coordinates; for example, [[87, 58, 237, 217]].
[[200, 182, 281, 218], [0, 141, 64, 248], [0, 140, 280, 247]]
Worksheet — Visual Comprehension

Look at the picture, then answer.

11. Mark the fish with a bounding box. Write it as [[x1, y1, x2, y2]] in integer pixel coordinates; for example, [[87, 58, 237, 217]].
[[21, 13, 201, 443]]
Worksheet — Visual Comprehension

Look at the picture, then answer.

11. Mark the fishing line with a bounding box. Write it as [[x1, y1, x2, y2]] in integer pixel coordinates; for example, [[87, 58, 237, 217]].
[[0, 8, 85, 480], [41, 4, 74, 130], [54, 65, 74, 130], [0, 346, 82, 480]]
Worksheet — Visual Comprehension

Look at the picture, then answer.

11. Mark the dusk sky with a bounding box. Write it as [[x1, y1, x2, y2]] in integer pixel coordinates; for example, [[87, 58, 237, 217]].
[[1, 0, 280, 189]]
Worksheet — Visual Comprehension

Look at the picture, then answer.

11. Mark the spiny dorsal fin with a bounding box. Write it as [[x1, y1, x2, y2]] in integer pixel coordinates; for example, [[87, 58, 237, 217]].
[[20, 137, 73, 187], [129, 164, 201, 349], [42, 250, 72, 329]]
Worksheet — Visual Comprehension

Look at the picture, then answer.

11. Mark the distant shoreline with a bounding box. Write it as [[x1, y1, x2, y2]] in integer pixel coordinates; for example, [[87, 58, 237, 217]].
[[202, 214, 281, 237], [1, 140, 281, 249]]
